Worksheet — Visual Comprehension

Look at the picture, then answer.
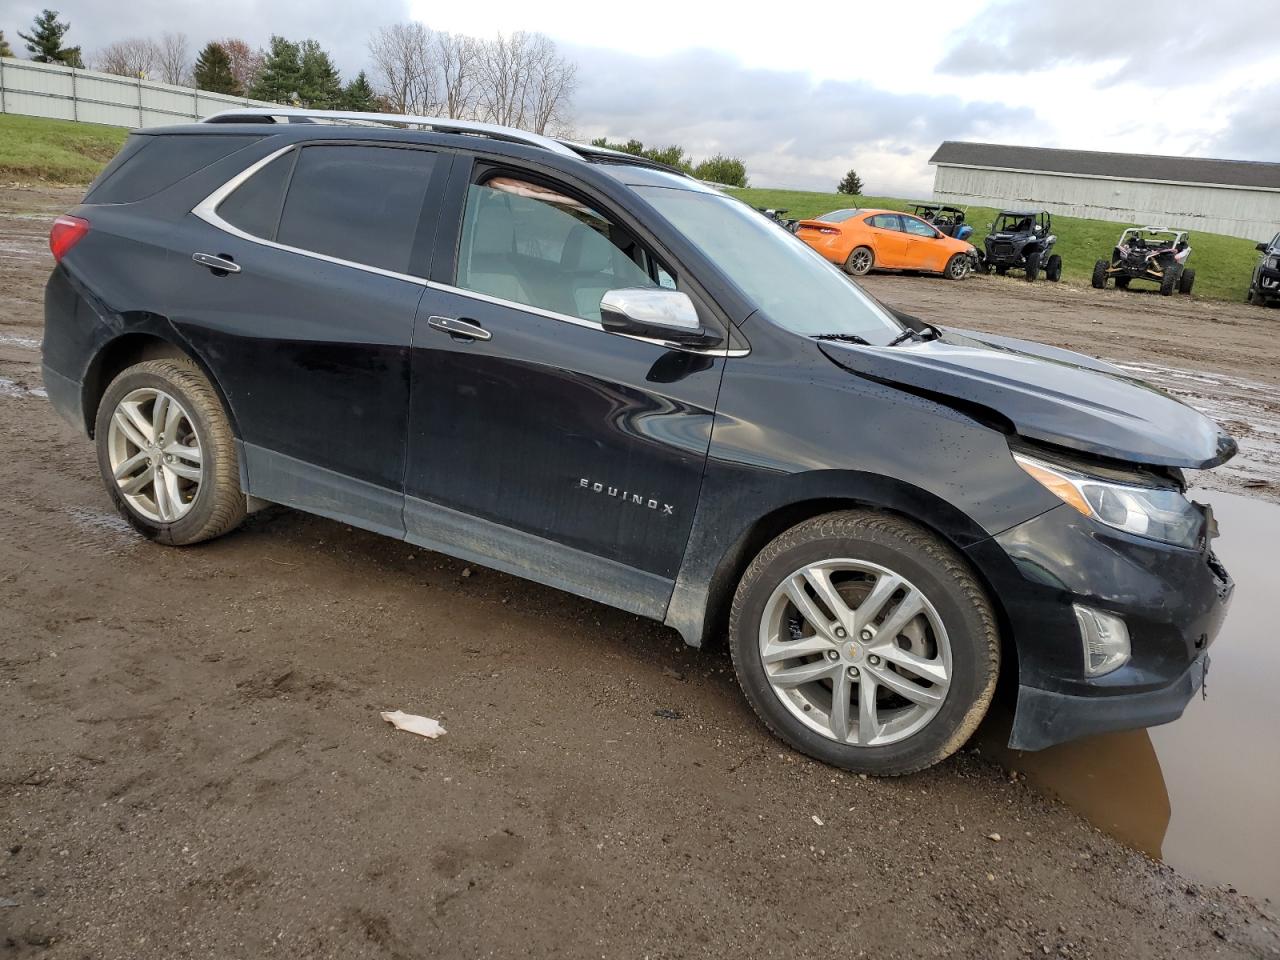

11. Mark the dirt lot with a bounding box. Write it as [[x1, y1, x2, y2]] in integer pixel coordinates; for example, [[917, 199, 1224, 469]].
[[2, 185, 1278, 959]]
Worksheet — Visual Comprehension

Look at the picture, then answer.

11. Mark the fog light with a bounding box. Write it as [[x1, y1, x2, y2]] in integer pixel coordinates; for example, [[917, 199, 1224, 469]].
[[1073, 605, 1131, 677]]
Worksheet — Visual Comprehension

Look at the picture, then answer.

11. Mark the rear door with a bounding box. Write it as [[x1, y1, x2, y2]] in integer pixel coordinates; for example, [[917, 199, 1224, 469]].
[[168, 141, 450, 535], [864, 214, 910, 268], [403, 161, 729, 617]]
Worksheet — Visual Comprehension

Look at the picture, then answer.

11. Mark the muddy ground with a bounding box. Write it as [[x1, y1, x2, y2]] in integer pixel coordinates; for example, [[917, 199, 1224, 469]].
[[2, 184, 1278, 959]]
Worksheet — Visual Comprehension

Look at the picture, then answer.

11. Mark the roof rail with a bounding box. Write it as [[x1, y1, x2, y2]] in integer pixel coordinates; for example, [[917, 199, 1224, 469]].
[[200, 107, 578, 158]]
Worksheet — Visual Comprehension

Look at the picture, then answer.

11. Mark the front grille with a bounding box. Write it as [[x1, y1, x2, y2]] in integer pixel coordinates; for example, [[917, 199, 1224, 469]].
[[990, 242, 1013, 258]]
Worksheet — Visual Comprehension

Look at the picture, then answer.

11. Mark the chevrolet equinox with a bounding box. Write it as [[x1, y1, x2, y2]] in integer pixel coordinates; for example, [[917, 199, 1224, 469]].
[[42, 109, 1236, 774]]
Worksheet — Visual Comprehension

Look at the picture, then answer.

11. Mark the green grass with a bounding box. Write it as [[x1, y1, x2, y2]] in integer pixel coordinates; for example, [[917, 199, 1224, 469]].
[[734, 187, 1259, 303], [0, 114, 128, 185]]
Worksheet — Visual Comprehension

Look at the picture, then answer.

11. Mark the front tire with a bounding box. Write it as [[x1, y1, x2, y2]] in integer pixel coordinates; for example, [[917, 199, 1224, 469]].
[[844, 246, 874, 277], [1024, 251, 1041, 282], [728, 511, 1000, 776], [944, 253, 969, 281], [1178, 268, 1195, 295], [94, 358, 246, 546], [1044, 254, 1063, 282], [1160, 265, 1181, 296], [1091, 259, 1109, 289]]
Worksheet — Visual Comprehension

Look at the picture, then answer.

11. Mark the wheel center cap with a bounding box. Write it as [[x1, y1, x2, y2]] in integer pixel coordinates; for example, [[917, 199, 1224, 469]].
[[845, 643, 860, 661]]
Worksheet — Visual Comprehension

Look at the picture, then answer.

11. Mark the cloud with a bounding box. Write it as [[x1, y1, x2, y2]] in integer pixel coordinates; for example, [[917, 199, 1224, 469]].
[[567, 45, 1037, 194], [938, 0, 1274, 83], [1204, 90, 1280, 161]]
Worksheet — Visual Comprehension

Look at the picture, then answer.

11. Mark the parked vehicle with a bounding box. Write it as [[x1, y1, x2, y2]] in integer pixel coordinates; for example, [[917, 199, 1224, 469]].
[[796, 208, 978, 280], [44, 109, 1235, 775], [755, 207, 799, 233], [979, 210, 1061, 282], [912, 203, 973, 242], [1092, 227, 1194, 296], [1248, 232, 1280, 306]]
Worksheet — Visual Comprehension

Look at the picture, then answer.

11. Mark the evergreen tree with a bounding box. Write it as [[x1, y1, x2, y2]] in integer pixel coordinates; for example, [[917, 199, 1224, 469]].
[[18, 9, 82, 67], [0, 31, 14, 58], [192, 41, 238, 94], [247, 36, 303, 104], [342, 70, 377, 112], [837, 169, 864, 196], [298, 39, 342, 108]]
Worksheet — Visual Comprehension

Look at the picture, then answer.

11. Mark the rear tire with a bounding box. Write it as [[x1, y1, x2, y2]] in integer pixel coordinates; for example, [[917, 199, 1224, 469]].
[[1178, 268, 1196, 295], [844, 246, 874, 277], [94, 358, 246, 546], [1024, 251, 1041, 282], [1044, 254, 1063, 282], [728, 511, 1000, 776], [1091, 259, 1109, 289], [1160, 265, 1181, 296], [943, 253, 969, 281]]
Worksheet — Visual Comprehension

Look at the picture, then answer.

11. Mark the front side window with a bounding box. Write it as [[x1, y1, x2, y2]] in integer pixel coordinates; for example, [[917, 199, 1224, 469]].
[[901, 216, 938, 238], [273, 145, 436, 275], [456, 177, 661, 323]]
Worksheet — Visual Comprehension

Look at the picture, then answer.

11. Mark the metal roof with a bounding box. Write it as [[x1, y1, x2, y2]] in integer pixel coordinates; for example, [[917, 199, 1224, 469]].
[[929, 141, 1280, 190]]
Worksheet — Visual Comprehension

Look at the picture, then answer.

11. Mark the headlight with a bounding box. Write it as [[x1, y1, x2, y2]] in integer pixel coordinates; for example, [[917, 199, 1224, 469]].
[[1013, 453, 1203, 548], [1266, 256, 1278, 270]]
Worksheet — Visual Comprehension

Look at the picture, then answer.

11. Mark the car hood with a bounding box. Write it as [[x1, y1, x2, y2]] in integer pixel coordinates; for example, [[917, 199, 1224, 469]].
[[818, 329, 1236, 469]]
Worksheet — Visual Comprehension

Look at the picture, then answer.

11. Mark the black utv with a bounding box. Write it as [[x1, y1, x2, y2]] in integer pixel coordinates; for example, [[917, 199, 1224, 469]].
[[979, 210, 1061, 282], [1248, 232, 1279, 306], [1092, 227, 1194, 296]]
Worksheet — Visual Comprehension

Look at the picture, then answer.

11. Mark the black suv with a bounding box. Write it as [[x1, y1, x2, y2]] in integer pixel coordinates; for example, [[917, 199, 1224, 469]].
[[43, 109, 1235, 775], [1249, 232, 1280, 305]]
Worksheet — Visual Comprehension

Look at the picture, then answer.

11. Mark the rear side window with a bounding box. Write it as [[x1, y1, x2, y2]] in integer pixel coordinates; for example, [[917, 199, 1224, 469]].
[[275, 145, 436, 275], [86, 134, 262, 204], [217, 151, 296, 240]]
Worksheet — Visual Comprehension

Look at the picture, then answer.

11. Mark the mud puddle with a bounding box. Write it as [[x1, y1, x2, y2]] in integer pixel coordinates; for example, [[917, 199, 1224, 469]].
[[982, 489, 1279, 902]]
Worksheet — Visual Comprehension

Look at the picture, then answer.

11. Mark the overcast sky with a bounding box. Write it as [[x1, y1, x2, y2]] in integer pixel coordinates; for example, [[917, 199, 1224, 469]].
[[5, 0, 1276, 195]]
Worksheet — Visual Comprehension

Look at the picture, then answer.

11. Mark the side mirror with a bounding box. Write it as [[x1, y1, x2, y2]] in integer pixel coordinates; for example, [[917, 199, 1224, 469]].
[[1258, 242, 1270, 253], [600, 288, 713, 345]]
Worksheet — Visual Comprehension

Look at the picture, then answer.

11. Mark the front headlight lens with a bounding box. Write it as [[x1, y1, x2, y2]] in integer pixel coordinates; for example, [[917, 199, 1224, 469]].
[[1266, 255, 1278, 270], [1014, 453, 1203, 548]]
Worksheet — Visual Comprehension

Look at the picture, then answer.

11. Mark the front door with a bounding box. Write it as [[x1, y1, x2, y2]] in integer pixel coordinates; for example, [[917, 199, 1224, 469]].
[[404, 165, 727, 616], [865, 214, 910, 268], [169, 142, 449, 535]]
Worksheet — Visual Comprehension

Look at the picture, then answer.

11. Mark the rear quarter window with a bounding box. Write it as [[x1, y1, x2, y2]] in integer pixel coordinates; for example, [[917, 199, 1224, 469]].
[[85, 134, 263, 204]]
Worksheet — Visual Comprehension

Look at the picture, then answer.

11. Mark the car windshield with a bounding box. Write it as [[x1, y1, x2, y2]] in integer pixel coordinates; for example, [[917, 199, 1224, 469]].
[[996, 214, 1034, 232], [815, 208, 860, 223], [636, 186, 904, 343]]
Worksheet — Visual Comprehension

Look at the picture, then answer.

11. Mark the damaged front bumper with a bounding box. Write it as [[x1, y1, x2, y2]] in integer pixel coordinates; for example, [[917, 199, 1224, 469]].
[[966, 503, 1234, 751]]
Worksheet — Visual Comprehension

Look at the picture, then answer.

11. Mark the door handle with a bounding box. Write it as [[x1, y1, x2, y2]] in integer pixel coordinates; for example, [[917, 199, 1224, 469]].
[[427, 315, 491, 341], [192, 252, 241, 275]]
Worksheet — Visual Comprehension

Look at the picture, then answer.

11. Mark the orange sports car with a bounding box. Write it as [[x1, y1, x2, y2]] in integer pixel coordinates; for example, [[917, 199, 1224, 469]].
[[796, 208, 978, 280]]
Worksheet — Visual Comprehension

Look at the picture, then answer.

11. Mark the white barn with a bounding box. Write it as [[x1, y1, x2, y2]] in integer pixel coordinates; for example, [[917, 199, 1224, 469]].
[[929, 141, 1280, 243]]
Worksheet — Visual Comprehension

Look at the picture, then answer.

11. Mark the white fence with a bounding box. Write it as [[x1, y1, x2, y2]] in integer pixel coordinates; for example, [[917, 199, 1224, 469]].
[[0, 57, 277, 128]]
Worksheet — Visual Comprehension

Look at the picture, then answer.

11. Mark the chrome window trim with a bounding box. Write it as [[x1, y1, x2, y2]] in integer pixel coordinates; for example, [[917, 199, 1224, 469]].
[[425, 282, 749, 358], [192, 146, 749, 358]]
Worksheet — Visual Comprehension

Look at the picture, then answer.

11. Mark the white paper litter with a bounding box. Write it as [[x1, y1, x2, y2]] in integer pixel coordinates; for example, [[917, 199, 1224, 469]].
[[380, 710, 447, 739]]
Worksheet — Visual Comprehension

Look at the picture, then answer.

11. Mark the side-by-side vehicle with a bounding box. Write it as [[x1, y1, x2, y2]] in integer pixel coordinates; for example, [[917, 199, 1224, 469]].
[[43, 109, 1234, 775]]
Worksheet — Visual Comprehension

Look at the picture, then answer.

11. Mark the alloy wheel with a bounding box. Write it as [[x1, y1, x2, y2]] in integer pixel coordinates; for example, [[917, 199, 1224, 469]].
[[849, 249, 873, 274], [106, 387, 204, 523], [758, 558, 952, 746]]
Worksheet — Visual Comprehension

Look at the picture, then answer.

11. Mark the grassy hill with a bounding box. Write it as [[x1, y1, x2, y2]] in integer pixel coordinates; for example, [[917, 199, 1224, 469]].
[[0, 114, 128, 184], [733, 187, 1259, 303]]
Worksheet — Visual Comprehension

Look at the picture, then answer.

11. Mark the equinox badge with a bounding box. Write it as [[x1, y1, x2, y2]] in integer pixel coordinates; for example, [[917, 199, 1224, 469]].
[[579, 478, 674, 515]]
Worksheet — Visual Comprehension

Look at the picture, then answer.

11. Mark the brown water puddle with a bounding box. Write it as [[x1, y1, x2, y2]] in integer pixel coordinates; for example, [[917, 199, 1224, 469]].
[[979, 488, 1280, 903]]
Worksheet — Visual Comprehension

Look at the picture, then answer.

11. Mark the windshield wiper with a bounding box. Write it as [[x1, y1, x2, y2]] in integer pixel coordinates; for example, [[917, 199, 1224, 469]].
[[812, 333, 871, 345], [887, 321, 944, 347], [887, 328, 919, 346]]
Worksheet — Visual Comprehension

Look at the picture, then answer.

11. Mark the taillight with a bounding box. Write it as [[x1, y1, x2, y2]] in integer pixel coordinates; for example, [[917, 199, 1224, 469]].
[[50, 215, 90, 262]]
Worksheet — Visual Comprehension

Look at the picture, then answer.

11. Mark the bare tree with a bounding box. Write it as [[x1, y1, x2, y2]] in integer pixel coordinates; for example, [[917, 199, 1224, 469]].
[[435, 31, 478, 119], [220, 38, 264, 94], [95, 37, 159, 78], [368, 22, 439, 114], [155, 32, 190, 86], [474, 31, 575, 134]]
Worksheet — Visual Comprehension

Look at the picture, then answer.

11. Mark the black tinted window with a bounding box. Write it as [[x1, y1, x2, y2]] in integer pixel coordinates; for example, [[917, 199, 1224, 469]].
[[217, 150, 295, 240], [276, 145, 435, 275], [86, 134, 262, 204]]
